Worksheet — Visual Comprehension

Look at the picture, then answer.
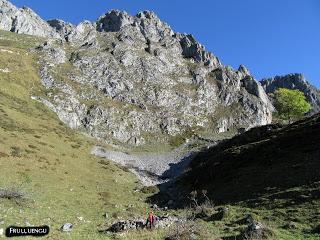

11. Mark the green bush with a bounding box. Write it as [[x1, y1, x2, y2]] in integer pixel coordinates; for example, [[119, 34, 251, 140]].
[[141, 186, 159, 194], [273, 88, 311, 122], [10, 146, 22, 157]]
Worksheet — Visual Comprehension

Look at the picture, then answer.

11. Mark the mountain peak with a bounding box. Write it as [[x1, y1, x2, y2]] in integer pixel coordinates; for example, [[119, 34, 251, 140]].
[[136, 10, 159, 20], [238, 64, 250, 76], [97, 9, 133, 32], [0, 0, 60, 38]]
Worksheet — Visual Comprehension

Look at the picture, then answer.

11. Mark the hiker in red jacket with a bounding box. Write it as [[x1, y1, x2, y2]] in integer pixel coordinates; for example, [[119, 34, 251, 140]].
[[146, 210, 155, 229]]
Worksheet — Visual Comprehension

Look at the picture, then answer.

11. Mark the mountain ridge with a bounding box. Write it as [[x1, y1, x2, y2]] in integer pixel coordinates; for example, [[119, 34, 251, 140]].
[[0, 0, 278, 146]]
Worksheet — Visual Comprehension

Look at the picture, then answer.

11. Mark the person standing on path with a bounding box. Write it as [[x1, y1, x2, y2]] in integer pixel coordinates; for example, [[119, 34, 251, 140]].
[[146, 210, 155, 229]]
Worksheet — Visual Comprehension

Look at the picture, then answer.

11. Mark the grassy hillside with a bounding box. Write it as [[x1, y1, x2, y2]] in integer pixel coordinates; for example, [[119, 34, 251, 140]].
[[178, 113, 320, 239], [0, 30, 165, 239]]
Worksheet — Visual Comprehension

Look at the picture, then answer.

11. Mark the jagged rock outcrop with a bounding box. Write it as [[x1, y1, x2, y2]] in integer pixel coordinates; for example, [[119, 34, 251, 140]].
[[0, 0, 60, 38], [48, 19, 97, 44], [177, 33, 221, 67], [1, 1, 274, 146], [47, 19, 74, 38], [97, 10, 133, 32], [35, 42, 66, 64], [261, 73, 320, 114]]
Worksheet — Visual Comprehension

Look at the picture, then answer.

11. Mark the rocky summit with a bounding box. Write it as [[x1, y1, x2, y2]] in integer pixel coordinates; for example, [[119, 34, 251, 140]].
[[0, 1, 276, 146], [0, 0, 60, 38], [261, 73, 320, 114]]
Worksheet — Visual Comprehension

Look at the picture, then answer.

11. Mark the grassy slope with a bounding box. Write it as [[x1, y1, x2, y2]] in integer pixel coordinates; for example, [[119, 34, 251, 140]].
[[0, 30, 167, 240], [179, 113, 320, 239]]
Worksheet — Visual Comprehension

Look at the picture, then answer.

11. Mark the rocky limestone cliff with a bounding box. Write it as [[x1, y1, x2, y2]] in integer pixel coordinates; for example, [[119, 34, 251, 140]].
[[261, 74, 320, 114], [0, 1, 274, 146], [0, 0, 60, 38]]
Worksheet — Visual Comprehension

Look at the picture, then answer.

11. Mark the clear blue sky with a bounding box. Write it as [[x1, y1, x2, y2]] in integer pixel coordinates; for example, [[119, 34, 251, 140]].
[[10, 0, 320, 88]]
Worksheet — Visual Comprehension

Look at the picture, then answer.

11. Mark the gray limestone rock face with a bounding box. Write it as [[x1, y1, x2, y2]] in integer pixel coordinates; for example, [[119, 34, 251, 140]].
[[177, 33, 221, 67], [0, 0, 60, 38], [1, 1, 275, 146], [242, 76, 272, 109], [261, 73, 320, 114], [135, 10, 174, 42], [34, 41, 66, 65], [34, 9, 273, 146], [48, 19, 97, 45], [47, 19, 74, 38], [238, 64, 250, 77], [97, 10, 134, 32]]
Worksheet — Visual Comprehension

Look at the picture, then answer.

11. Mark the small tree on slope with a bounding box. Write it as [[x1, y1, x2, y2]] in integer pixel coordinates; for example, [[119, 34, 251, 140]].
[[273, 88, 311, 123]]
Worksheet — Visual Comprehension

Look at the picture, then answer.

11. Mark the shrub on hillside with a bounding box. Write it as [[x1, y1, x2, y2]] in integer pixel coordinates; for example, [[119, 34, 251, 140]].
[[141, 186, 159, 194], [0, 187, 25, 205], [10, 146, 22, 157], [188, 190, 215, 220], [273, 88, 311, 122]]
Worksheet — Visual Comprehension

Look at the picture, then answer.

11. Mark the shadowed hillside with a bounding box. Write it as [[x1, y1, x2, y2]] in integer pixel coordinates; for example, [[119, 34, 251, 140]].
[[181, 113, 320, 203]]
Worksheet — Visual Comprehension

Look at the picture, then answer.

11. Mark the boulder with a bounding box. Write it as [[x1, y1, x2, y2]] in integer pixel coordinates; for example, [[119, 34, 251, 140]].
[[241, 222, 274, 239], [60, 223, 73, 232], [104, 216, 181, 233]]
